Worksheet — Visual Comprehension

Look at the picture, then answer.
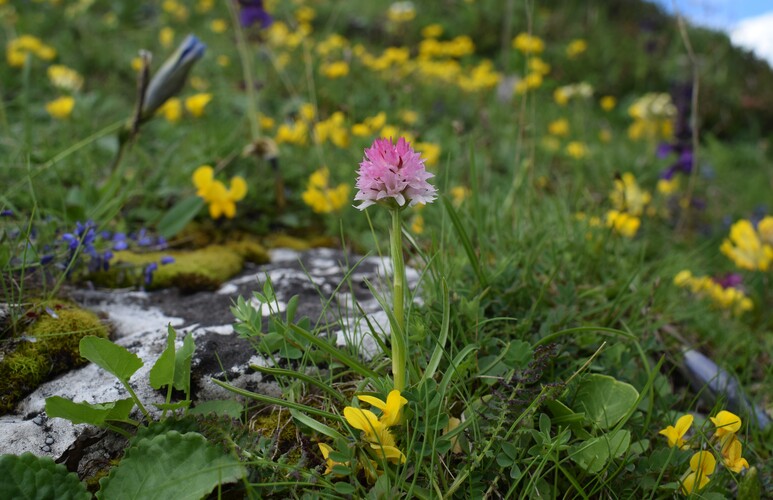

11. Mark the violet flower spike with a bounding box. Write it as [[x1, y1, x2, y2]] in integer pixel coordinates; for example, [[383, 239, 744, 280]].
[[354, 137, 437, 210]]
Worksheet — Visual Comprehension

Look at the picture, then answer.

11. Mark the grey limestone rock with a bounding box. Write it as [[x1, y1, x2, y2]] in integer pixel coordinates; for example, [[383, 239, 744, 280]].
[[0, 247, 418, 459]]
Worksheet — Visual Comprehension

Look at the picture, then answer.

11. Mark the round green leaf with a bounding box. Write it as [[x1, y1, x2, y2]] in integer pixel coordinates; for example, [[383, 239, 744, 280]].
[[573, 374, 639, 429]]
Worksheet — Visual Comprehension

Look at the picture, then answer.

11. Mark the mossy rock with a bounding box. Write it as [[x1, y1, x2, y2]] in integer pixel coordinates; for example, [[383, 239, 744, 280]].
[[0, 302, 108, 415], [91, 240, 269, 293], [262, 234, 337, 250]]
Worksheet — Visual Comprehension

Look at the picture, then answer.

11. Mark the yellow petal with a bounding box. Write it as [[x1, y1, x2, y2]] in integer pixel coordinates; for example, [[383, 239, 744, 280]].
[[710, 410, 741, 438], [357, 395, 387, 411], [229, 176, 248, 201], [192, 165, 214, 192], [689, 451, 716, 476]]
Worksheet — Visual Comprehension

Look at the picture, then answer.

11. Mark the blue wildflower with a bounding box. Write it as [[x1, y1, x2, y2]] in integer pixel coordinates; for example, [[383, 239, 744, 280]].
[[144, 262, 159, 285], [160, 256, 175, 265], [0, 209, 13, 217], [113, 232, 128, 251]]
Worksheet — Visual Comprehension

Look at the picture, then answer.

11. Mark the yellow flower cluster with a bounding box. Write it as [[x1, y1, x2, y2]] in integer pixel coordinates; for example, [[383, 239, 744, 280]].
[[47, 65, 83, 92], [156, 93, 213, 123], [314, 112, 350, 148], [301, 167, 350, 214], [610, 173, 652, 217], [387, 1, 416, 23], [659, 411, 749, 495], [673, 270, 753, 315], [352, 112, 387, 137], [512, 32, 545, 54], [627, 93, 675, 141], [566, 38, 587, 58], [192, 165, 247, 219], [720, 218, 773, 271], [342, 390, 407, 465], [602, 173, 651, 237], [553, 82, 593, 106], [7, 35, 56, 67], [45, 96, 75, 120], [418, 35, 475, 59], [161, 0, 189, 22]]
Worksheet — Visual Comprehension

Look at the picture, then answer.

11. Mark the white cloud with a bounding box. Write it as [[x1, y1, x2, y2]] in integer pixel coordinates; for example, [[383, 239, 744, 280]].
[[730, 11, 773, 67]]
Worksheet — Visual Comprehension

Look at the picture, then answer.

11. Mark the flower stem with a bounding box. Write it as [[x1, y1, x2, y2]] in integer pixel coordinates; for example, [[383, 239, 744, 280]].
[[390, 208, 407, 391], [225, 0, 260, 142]]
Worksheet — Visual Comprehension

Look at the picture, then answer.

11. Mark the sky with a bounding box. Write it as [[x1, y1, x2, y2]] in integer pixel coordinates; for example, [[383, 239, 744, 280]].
[[651, 0, 773, 66]]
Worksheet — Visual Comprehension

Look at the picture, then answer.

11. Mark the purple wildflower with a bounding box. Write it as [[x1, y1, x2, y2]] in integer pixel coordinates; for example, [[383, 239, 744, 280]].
[[238, 0, 273, 28], [160, 256, 175, 265], [1, 209, 13, 217], [714, 273, 743, 290], [354, 137, 437, 210]]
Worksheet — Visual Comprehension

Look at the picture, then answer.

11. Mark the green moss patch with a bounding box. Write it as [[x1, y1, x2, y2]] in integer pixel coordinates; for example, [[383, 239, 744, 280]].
[[91, 240, 270, 293], [0, 302, 109, 415]]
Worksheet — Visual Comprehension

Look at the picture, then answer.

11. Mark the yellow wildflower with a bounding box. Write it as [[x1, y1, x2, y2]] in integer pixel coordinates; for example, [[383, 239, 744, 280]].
[[216, 55, 230, 67], [196, 0, 214, 13], [399, 110, 418, 125], [721, 436, 750, 473], [758, 216, 773, 246], [192, 165, 247, 219], [512, 32, 544, 54], [45, 96, 75, 119], [566, 39, 587, 58], [600, 95, 616, 111], [681, 451, 716, 495], [410, 215, 424, 234], [318, 443, 348, 475], [415, 142, 441, 167], [658, 414, 693, 449], [184, 93, 213, 117], [443, 416, 463, 454], [47, 65, 84, 92], [295, 6, 315, 23], [320, 60, 349, 79], [343, 407, 395, 447], [159, 27, 175, 49], [657, 177, 680, 195], [710, 410, 742, 440], [610, 173, 651, 216], [387, 1, 415, 23], [357, 390, 408, 427], [528, 57, 551, 76], [548, 118, 569, 137], [157, 97, 182, 123], [450, 186, 470, 206], [210, 19, 228, 33], [275, 121, 308, 145], [131, 57, 144, 72], [720, 220, 773, 271], [566, 141, 587, 159], [343, 391, 408, 465], [606, 210, 640, 238], [258, 114, 275, 130], [7, 35, 57, 67], [554, 87, 570, 106], [301, 167, 350, 214], [421, 23, 443, 39]]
